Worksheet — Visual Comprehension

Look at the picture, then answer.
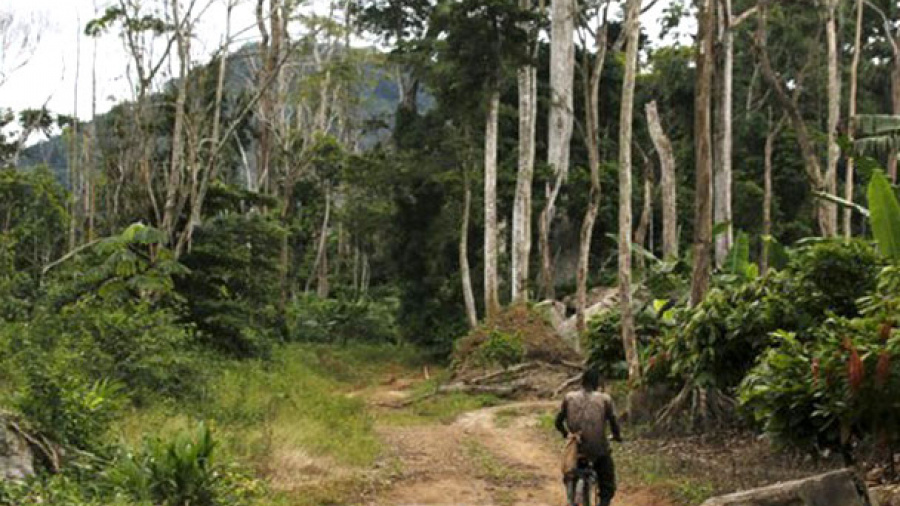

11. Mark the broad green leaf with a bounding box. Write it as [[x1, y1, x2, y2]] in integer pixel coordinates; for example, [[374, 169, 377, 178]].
[[867, 170, 900, 261], [712, 221, 732, 238], [724, 231, 750, 277]]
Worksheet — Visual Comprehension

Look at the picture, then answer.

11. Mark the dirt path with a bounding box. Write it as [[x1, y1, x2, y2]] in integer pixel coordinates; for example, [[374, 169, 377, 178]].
[[368, 399, 672, 506]]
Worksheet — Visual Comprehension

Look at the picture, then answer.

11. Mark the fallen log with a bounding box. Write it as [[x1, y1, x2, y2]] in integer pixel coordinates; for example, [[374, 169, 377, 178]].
[[439, 378, 533, 397], [553, 374, 583, 397], [463, 362, 544, 385]]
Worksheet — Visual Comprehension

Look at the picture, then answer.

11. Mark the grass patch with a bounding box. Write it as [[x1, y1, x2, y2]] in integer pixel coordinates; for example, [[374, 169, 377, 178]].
[[462, 437, 534, 506], [616, 445, 716, 505], [493, 407, 520, 429], [114, 343, 428, 505]]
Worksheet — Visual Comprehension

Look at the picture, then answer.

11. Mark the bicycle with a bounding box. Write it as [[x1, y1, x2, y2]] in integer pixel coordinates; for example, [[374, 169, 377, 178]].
[[566, 457, 600, 506]]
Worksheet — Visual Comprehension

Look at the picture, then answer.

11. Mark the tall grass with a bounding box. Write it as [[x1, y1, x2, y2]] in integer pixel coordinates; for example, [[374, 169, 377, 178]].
[[114, 342, 426, 503]]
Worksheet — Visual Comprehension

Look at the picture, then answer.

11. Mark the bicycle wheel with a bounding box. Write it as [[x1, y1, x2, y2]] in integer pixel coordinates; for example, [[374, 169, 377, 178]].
[[581, 477, 592, 506]]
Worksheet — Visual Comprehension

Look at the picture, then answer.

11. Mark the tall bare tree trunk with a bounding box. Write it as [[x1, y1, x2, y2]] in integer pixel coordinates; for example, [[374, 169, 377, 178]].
[[752, 2, 834, 236], [306, 186, 332, 296], [890, 62, 900, 183], [646, 101, 677, 258], [845, 0, 863, 237], [575, 13, 608, 336], [461, 171, 479, 329], [68, 18, 82, 251], [635, 164, 653, 251], [762, 112, 784, 275], [484, 89, 502, 320], [161, 0, 190, 242], [691, 0, 715, 306], [713, 0, 734, 268], [824, 0, 841, 234], [619, 0, 642, 382], [512, 0, 538, 303], [540, 0, 575, 300]]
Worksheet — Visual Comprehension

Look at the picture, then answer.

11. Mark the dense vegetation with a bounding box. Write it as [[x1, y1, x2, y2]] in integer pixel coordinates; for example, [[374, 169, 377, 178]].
[[2, 0, 900, 503]]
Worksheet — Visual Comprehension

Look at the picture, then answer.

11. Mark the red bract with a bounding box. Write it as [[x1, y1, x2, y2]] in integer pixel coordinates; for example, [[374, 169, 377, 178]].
[[879, 321, 894, 343], [848, 345, 864, 394], [876, 351, 891, 387]]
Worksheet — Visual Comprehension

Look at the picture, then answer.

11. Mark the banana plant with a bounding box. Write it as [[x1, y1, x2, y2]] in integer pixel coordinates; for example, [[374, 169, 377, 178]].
[[868, 170, 900, 261], [853, 114, 900, 159]]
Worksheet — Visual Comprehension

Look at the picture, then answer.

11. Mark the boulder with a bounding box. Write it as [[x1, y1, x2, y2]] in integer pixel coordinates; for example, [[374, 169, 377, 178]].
[[871, 484, 900, 506], [0, 415, 34, 481], [700, 469, 872, 506]]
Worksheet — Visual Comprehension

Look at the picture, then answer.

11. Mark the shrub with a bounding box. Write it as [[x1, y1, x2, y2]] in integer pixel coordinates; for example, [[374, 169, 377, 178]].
[[472, 330, 526, 369], [584, 305, 665, 380], [286, 295, 399, 344], [177, 213, 286, 358], [109, 423, 259, 506], [739, 315, 900, 458], [648, 240, 884, 391], [13, 358, 123, 453]]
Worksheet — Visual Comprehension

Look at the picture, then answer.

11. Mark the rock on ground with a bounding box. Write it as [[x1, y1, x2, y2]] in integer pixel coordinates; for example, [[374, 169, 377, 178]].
[[872, 484, 900, 506], [700, 468, 871, 506], [0, 415, 34, 481]]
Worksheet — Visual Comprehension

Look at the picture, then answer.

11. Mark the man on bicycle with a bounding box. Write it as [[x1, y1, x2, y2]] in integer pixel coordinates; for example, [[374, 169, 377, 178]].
[[555, 368, 622, 506]]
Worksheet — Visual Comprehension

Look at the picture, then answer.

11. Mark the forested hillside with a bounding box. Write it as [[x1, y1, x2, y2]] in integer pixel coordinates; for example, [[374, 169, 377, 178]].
[[1, 0, 900, 504]]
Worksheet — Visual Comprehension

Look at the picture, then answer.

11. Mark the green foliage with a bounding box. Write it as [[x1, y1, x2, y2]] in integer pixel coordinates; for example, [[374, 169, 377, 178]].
[[722, 231, 758, 282], [853, 115, 900, 159], [13, 365, 123, 452], [286, 295, 399, 344], [472, 329, 526, 369], [110, 423, 227, 506], [868, 170, 900, 261], [584, 305, 665, 380], [0, 168, 69, 318], [177, 213, 286, 358], [739, 314, 900, 455], [650, 240, 883, 390], [0, 474, 125, 506]]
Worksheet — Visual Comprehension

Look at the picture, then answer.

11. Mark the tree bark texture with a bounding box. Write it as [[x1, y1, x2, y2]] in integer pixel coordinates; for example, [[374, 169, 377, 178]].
[[691, 0, 715, 307], [713, 0, 734, 268], [646, 101, 678, 258], [484, 89, 502, 320], [512, 0, 538, 303], [461, 171, 479, 329], [575, 13, 608, 335], [845, 0, 863, 237], [540, 0, 575, 299], [618, 0, 642, 382]]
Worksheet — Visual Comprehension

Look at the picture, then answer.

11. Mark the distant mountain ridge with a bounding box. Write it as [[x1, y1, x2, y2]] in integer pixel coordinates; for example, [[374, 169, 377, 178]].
[[21, 42, 430, 187]]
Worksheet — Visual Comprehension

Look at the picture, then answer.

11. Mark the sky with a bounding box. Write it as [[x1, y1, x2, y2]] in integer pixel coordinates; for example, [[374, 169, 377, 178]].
[[1, 0, 680, 125]]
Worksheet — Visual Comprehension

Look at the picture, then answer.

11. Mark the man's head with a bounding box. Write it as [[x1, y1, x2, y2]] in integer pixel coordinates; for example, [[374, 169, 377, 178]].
[[581, 367, 601, 391]]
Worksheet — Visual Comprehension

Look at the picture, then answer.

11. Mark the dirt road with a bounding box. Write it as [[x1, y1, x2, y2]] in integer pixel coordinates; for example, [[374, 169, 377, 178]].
[[369, 400, 671, 506]]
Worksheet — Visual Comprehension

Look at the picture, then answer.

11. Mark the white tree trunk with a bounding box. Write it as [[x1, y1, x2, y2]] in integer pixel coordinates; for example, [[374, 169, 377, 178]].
[[845, 0, 863, 238], [619, 0, 642, 382], [713, 0, 734, 267], [540, 0, 575, 299], [461, 172, 479, 329], [575, 15, 608, 336], [824, 0, 840, 236], [484, 89, 502, 320], [646, 101, 677, 258], [512, 46, 537, 302]]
